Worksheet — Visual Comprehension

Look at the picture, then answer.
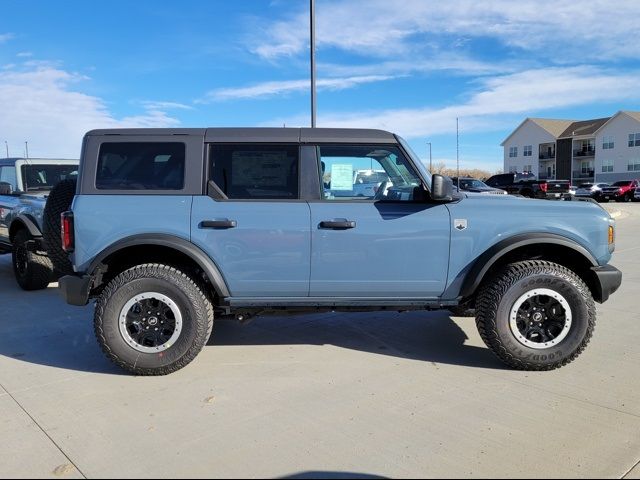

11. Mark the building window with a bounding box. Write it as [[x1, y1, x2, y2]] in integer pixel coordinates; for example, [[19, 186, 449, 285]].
[[509, 147, 518, 158], [601, 159, 614, 173], [628, 133, 640, 147], [581, 161, 592, 175], [523, 145, 532, 157], [509, 165, 518, 173], [628, 159, 640, 171], [523, 164, 532, 173], [602, 135, 614, 149]]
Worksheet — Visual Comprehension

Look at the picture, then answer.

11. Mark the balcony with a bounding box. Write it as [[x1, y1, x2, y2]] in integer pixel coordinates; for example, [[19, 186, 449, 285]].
[[572, 170, 595, 180], [539, 152, 556, 160], [573, 149, 595, 158]]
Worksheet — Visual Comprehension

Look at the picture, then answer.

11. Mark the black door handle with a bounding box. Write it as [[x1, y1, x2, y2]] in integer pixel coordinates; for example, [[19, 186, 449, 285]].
[[319, 219, 356, 230], [200, 219, 237, 229]]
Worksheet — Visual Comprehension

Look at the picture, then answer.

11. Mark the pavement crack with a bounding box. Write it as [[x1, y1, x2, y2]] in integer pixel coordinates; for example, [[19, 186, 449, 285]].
[[623, 458, 640, 479], [0, 381, 87, 479], [482, 372, 640, 420]]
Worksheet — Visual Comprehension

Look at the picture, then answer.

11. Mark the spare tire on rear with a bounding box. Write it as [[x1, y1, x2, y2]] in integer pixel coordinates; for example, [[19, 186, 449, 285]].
[[43, 179, 77, 276]]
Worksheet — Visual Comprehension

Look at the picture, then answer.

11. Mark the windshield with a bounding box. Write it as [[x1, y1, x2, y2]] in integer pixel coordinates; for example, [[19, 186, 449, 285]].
[[612, 181, 631, 187], [460, 179, 488, 189], [20, 164, 78, 191], [396, 135, 431, 189]]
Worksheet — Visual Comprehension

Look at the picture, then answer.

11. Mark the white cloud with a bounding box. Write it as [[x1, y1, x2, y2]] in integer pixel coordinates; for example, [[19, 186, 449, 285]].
[[250, 0, 640, 62], [0, 33, 14, 44], [264, 67, 640, 139], [200, 75, 396, 102], [140, 101, 194, 111], [0, 65, 181, 158], [16, 52, 33, 58]]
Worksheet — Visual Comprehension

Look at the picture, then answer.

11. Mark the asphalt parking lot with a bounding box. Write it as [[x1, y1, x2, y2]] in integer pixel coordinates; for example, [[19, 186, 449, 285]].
[[1, 203, 639, 479]]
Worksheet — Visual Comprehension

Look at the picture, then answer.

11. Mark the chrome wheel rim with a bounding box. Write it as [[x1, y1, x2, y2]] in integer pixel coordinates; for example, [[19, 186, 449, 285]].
[[119, 292, 182, 353], [510, 288, 572, 350]]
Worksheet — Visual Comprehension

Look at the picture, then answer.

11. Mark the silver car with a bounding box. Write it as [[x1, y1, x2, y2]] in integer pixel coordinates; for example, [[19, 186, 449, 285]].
[[575, 183, 610, 201]]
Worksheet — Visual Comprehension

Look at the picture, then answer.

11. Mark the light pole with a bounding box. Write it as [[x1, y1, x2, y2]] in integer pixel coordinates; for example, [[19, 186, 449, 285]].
[[427, 142, 432, 172], [310, 0, 317, 128]]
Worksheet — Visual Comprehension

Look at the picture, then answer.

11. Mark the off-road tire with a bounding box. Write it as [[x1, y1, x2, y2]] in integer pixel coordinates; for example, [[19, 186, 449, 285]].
[[43, 178, 76, 276], [12, 229, 54, 291], [475, 260, 596, 371], [94, 264, 214, 376]]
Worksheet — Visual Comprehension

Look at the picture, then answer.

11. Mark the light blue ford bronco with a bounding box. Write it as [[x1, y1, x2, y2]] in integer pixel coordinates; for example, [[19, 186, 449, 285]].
[[0, 157, 78, 289], [52, 128, 622, 375]]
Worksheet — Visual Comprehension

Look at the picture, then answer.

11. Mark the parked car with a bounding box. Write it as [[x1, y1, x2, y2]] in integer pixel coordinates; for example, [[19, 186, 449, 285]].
[[600, 180, 640, 203], [50, 127, 621, 376], [485, 173, 571, 199], [635, 188, 640, 201], [575, 183, 610, 201], [327, 169, 390, 198], [0, 157, 78, 290], [450, 177, 507, 195]]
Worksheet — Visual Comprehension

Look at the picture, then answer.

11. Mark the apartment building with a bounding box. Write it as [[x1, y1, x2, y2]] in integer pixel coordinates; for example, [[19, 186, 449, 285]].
[[502, 111, 640, 184]]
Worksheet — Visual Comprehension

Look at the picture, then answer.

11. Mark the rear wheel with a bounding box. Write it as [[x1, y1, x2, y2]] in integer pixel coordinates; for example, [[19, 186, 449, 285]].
[[475, 260, 595, 370], [12, 229, 54, 291], [94, 264, 213, 375]]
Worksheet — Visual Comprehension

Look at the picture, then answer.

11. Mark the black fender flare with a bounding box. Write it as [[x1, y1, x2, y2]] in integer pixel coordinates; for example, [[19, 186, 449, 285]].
[[88, 234, 231, 298], [9, 214, 42, 241], [456, 233, 599, 299]]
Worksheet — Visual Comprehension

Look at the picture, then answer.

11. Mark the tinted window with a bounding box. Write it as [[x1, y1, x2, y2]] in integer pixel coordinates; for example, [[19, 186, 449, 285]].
[[486, 174, 512, 187], [96, 143, 185, 190], [612, 181, 632, 186], [20, 165, 77, 191], [210, 144, 299, 199]]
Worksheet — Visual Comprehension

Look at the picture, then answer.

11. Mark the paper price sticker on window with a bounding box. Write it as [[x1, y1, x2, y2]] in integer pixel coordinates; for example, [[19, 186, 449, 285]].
[[330, 164, 353, 191]]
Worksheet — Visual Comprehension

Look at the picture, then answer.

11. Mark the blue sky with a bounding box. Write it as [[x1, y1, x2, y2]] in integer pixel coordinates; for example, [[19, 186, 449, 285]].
[[2, 0, 640, 171]]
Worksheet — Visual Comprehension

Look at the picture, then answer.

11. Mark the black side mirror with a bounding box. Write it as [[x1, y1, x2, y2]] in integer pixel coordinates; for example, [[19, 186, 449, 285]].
[[0, 182, 13, 195], [431, 174, 453, 202]]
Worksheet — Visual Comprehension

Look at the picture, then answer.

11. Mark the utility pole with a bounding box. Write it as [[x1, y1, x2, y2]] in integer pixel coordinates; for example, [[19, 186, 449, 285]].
[[4, 141, 8, 158], [310, 0, 317, 128], [456, 118, 460, 189], [427, 142, 432, 172], [25, 141, 29, 159]]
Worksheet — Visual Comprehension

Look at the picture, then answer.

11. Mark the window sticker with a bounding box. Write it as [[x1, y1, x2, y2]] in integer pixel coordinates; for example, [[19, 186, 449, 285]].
[[330, 164, 353, 191]]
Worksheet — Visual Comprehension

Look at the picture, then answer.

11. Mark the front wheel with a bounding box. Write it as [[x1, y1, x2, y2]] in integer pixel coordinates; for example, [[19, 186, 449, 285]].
[[475, 260, 595, 370], [94, 264, 214, 375]]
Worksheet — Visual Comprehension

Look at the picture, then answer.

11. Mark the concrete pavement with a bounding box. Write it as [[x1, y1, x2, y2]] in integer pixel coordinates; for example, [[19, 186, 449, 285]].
[[0, 203, 639, 478]]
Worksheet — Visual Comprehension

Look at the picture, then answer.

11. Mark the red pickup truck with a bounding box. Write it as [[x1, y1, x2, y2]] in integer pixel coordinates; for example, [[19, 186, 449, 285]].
[[600, 180, 640, 202]]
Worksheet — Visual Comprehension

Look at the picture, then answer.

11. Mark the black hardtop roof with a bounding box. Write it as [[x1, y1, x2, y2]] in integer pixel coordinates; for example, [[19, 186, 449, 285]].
[[85, 127, 398, 144]]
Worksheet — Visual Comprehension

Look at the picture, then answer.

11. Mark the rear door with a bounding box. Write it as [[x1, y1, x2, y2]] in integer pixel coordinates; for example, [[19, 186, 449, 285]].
[[309, 144, 451, 298], [191, 143, 311, 297]]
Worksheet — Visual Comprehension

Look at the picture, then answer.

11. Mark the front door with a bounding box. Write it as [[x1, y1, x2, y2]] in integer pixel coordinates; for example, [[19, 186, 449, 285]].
[[309, 144, 451, 298], [191, 144, 311, 297]]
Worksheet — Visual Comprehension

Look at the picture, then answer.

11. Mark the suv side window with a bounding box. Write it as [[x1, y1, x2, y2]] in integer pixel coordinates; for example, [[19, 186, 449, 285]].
[[0, 166, 17, 191], [319, 145, 422, 201], [209, 144, 299, 200], [96, 142, 185, 190]]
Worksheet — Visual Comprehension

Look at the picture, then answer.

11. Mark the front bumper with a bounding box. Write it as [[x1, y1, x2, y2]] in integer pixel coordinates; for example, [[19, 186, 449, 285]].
[[592, 265, 622, 303], [59, 275, 92, 306]]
